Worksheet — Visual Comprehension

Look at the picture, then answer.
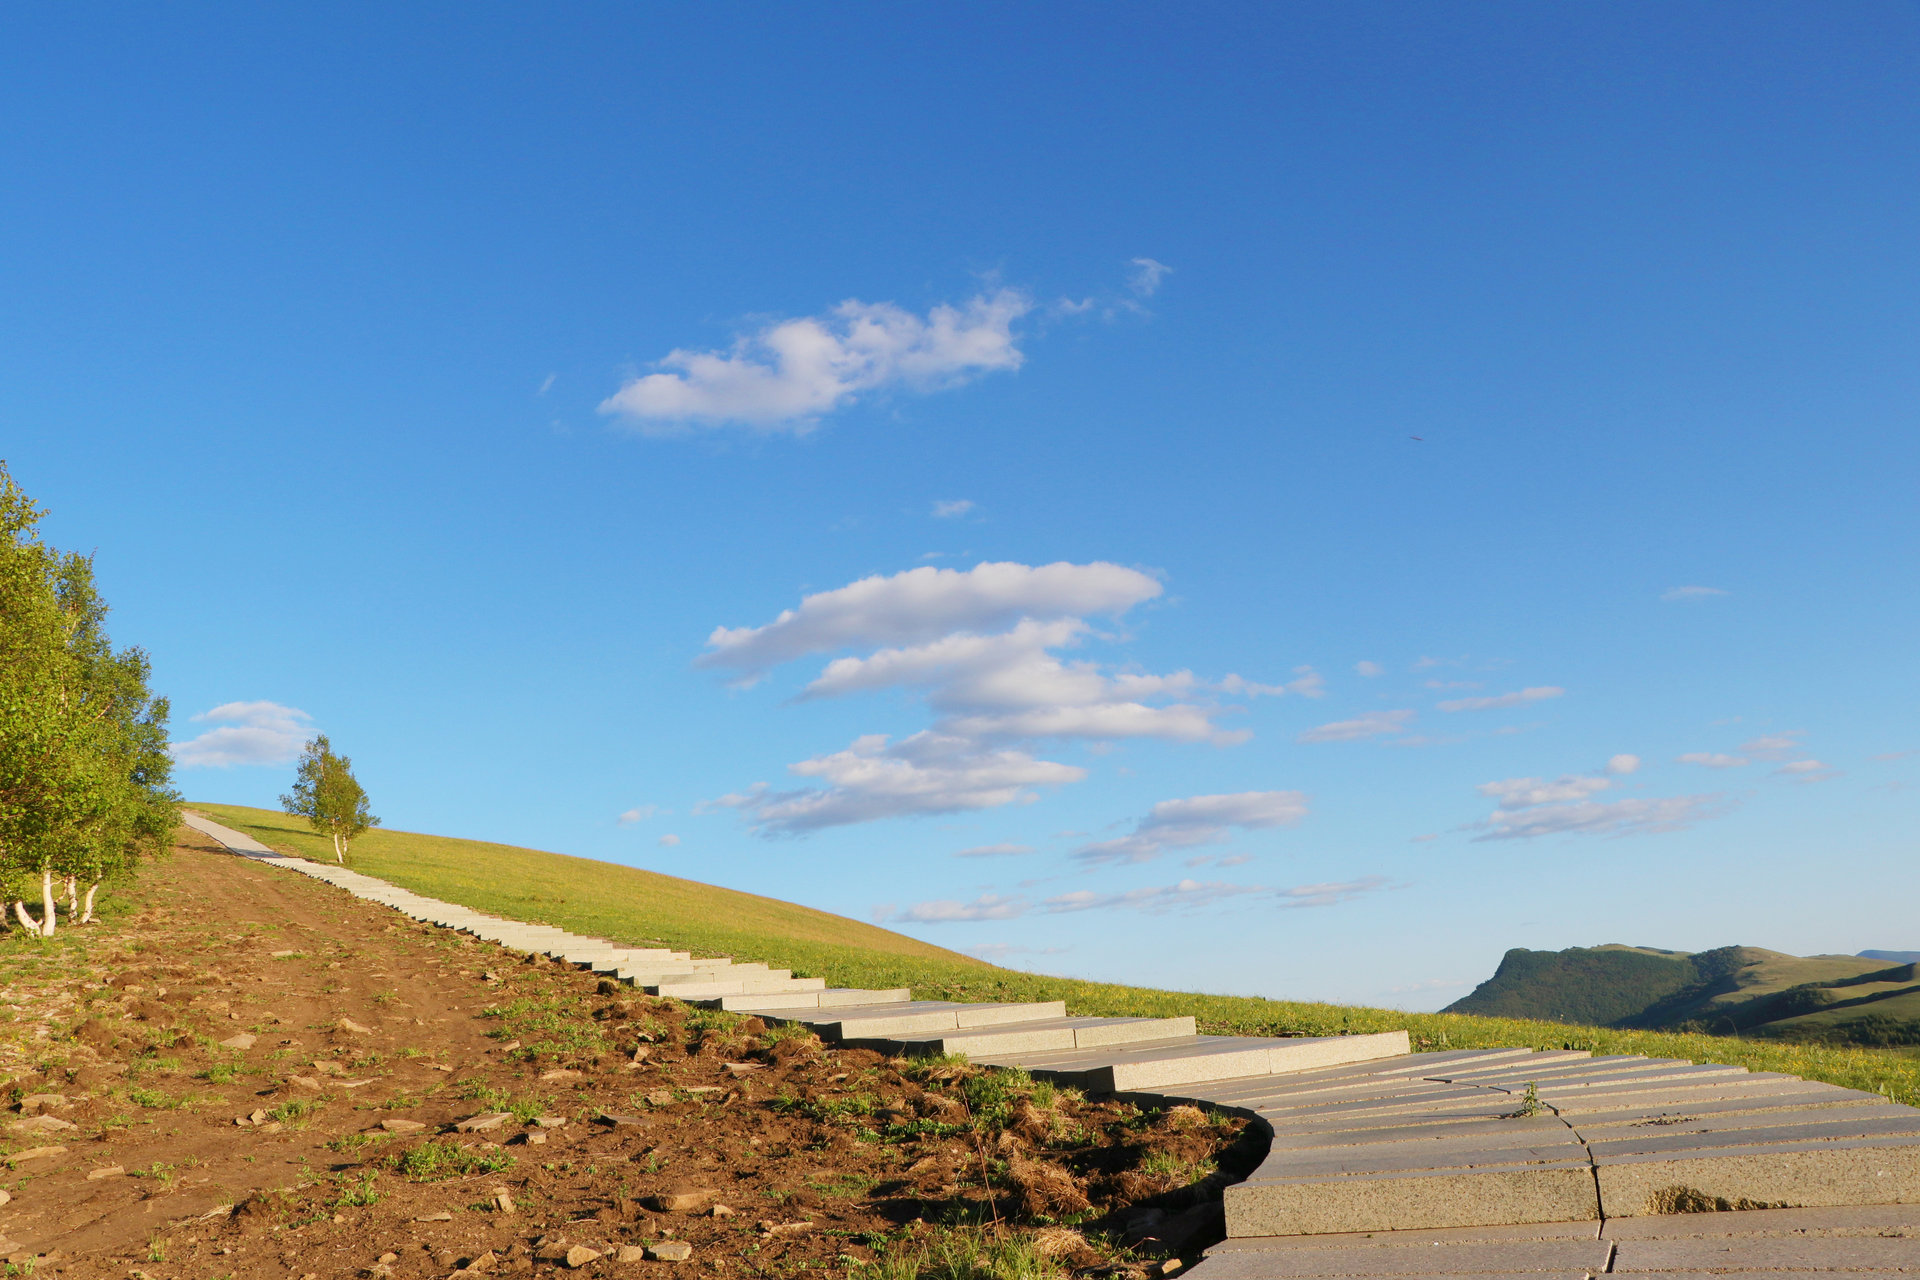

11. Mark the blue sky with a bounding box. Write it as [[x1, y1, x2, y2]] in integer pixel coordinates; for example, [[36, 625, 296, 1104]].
[[5, 3, 1916, 1007]]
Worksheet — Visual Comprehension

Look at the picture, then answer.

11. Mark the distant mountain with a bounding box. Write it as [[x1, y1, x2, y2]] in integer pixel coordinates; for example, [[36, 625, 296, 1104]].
[[1444, 943, 1920, 1045]]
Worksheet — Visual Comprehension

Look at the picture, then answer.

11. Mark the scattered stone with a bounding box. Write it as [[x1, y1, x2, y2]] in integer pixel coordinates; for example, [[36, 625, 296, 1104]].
[[645, 1242, 693, 1263], [563, 1246, 601, 1268], [710, 1204, 735, 1218], [380, 1117, 426, 1133], [0, 1190, 11, 1208], [337, 1016, 373, 1034], [414, 1211, 453, 1222], [338, 1078, 374, 1089], [758, 1220, 813, 1237], [491, 1187, 516, 1213], [86, 1165, 125, 1180], [220, 1032, 258, 1050], [11, 1146, 65, 1162], [630, 1045, 651, 1064], [455, 1112, 513, 1132], [18, 1094, 69, 1113], [722, 1062, 764, 1077], [523, 1131, 548, 1146], [9, 1114, 76, 1134], [271, 949, 297, 958], [482, 970, 501, 982], [532, 1115, 568, 1128], [683, 1085, 723, 1096], [377, 1253, 400, 1265], [288, 1075, 324, 1092], [538, 1068, 583, 1082], [1156, 1261, 1184, 1278], [498, 1040, 521, 1053], [644, 1089, 677, 1107], [616, 1245, 647, 1263], [645, 1187, 714, 1214], [595, 1112, 648, 1127]]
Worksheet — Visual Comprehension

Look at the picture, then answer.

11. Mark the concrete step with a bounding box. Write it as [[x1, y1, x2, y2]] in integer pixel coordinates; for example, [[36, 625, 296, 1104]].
[[861, 1015, 1198, 1058], [651, 976, 828, 999], [769, 1000, 1069, 1041], [991, 1031, 1411, 1093], [705, 988, 913, 1012]]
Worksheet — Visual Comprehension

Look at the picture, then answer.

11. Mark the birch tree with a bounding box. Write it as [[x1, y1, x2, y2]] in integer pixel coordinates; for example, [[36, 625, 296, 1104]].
[[281, 735, 378, 863]]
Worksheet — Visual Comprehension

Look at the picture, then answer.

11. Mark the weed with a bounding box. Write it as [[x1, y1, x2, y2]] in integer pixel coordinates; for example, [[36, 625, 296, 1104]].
[[269, 1098, 325, 1127], [332, 1171, 381, 1207], [390, 1140, 516, 1182], [127, 1087, 182, 1110], [200, 1062, 240, 1085], [857, 1227, 1064, 1280], [1504, 1082, 1544, 1119]]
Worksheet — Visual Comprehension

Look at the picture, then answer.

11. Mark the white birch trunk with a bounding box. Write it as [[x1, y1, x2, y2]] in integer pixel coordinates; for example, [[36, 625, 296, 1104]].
[[39, 869, 56, 937], [14, 901, 41, 934], [334, 834, 344, 864], [81, 883, 99, 924], [64, 875, 77, 914]]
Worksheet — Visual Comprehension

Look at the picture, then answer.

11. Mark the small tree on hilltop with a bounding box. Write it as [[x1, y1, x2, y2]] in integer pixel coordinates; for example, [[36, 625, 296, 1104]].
[[281, 735, 378, 864]]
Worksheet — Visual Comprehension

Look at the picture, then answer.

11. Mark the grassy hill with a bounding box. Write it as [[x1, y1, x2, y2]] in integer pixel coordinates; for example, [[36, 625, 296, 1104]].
[[187, 803, 1920, 1106], [1446, 942, 1920, 1045]]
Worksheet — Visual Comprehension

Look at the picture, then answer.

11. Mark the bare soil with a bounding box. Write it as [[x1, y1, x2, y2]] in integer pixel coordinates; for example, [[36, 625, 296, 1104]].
[[2, 833, 1256, 1278]]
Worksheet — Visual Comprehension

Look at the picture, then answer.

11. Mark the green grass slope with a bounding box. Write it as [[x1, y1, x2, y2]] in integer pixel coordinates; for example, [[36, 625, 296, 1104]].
[[186, 803, 1920, 1106]]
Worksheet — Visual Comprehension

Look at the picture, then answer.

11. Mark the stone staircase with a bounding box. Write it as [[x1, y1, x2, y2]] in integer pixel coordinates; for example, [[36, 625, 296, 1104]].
[[184, 813, 1920, 1276]]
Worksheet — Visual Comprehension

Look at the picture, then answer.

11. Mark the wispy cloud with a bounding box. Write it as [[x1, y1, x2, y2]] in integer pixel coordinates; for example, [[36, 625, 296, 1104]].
[[1298, 709, 1415, 743], [1073, 791, 1309, 867], [600, 289, 1032, 432], [1662, 585, 1729, 602], [1275, 876, 1391, 908], [1471, 765, 1727, 842], [1774, 759, 1838, 783], [932, 499, 975, 519], [1354, 661, 1383, 678], [1437, 687, 1564, 713], [1127, 258, 1173, 297], [1741, 732, 1804, 761], [953, 843, 1036, 859], [170, 701, 313, 769], [1678, 752, 1749, 769], [657, 833, 681, 847], [892, 893, 1030, 923], [1046, 874, 1387, 915], [618, 805, 660, 826]]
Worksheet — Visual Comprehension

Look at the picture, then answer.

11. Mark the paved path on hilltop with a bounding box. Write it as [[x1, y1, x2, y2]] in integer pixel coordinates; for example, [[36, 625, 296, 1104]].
[[186, 813, 1920, 1276]]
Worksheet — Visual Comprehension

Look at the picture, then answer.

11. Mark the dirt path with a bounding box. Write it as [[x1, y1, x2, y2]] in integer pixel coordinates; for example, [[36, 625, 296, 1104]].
[[3, 833, 1251, 1279]]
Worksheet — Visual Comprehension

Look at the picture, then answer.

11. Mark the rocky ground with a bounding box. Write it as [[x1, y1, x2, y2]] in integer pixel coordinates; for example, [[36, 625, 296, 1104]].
[[0, 831, 1257, 1278]]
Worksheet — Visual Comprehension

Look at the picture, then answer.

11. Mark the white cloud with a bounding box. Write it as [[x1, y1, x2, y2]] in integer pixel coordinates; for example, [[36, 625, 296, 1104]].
[[537, 373, 556, 395], [701, 561, 1162, 675], [617, 805, 658, 826], [706, 732, 1084, 836], [1355, 661, 1383, 678], [1662, 585, 1729, 602], [1044, 879, 1263, 914], [1437, 686, 1564, 713], [1741, 732, 1804, 760], [1774, 759, 1838, 782], [1679, 752, 1749, 769], [1042, 873, 1386, 915], [1472, 766, 1727, 842], [599, 289, 1032, 431], [170, 701, 313, 769], [1606, 754, 1641, 776], [1073, 791, 1309, 867], [893, 893, 1030, 923], [953, 843, 1036, 859], [1276, 876, 1391, 909], [1298, 709, 1415, 743], [658, 833, 681, 847], [932, 499, 975, 519], [1127, 258, 1173, 297]]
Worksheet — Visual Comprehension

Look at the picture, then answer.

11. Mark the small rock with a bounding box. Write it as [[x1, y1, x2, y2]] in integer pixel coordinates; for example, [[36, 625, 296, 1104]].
[[629, 1045, 650, 1064], [645, 1242, 693, 1263], [644, 1089, 677, 1107], [492, 1188, 516, 1213], [615, 1245, 647, 1263], [11, 1145, 66, 1162], [220, 1032, 258, 1050], [415, 1212, 454, 1223], [498, 1040, 521, 1052], [338, 1017, 373, 1034], [455, 1112, 513, 1132], [377, 1253, 400, 1265], [644, 1187, 714, 1214], [709, 1204, 735, 1218], [0, 1190, 11, 1207], [86, 1165, 125, 1180], [563, 1246, 601, 1268], [9, 1115, 76, 1134], [482, 971, 501, 982], [379, 1118, 426, 1133], [532, 1115, 568, 1128], [1157, 1261, 1185, 1278], [18, 1094, 69, 1113], [288, 1075, 324, 1091], [683, 1085, 723, 1096], [759, 1220, 813, 1237], [249, 1108, 272, 1124], [722, 1062, 764, 1077], [271, 949, 297, 958], [538, 1068, 582, 1082], [523, 1131, 548, 1145]]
